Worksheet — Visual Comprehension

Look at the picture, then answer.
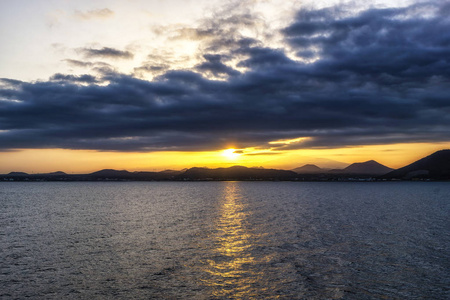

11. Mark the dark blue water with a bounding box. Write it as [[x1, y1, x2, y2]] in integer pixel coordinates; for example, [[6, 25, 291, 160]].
[[1, 182, 449, 299]]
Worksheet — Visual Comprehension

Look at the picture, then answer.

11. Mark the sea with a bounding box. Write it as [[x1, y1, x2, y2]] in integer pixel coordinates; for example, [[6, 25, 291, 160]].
[[1, 181, 449, 299]]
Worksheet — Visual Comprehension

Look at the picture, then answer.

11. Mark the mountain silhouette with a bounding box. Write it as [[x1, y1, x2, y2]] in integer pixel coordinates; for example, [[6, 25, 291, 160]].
[[87, 169, 180, 180], [383, 150, 450, 180], [42, 171, 67, 176], [89, 169, 132, 177], [6, 171, 66, 176], [7, 172, 28, 176], [178, 166, 297, 180], [341, 160, 393, 175], [328, 160, 393, 175], [292, 164, 323, 174]]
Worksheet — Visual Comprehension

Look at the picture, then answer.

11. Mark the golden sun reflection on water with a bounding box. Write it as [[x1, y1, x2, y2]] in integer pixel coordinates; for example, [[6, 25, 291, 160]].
[[201, 182, 270, 299]]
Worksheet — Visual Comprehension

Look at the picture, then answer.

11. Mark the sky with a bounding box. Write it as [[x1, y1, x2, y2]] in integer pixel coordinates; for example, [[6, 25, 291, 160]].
[[1, 0, 449, 173]]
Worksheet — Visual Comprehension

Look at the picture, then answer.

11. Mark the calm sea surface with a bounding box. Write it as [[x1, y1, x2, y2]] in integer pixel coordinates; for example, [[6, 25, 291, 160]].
[[1, 182, 449, 299]]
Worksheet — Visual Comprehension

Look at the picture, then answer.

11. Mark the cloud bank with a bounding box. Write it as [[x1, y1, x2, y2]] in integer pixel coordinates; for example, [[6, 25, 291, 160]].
[[0, 2, 449, 152]]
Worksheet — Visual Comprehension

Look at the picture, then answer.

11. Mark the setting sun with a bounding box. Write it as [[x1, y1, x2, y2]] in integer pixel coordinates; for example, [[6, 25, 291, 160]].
[[222, 149, 241, 160]]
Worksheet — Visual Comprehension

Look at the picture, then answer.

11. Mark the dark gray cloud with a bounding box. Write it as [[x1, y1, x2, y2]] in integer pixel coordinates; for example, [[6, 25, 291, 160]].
[[80, 47, 134, 59], [133, 63, 170, 78], [50, 73, 98, 83], [1, 2, 449, 152], [195, 54, 240, 78]]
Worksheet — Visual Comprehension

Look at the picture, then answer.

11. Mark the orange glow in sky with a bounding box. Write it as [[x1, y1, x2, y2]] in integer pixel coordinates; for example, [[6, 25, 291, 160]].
[[1, 142, 449, 174]]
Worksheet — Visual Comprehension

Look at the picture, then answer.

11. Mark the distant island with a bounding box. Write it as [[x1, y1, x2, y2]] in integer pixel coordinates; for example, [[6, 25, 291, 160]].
[[1, 150, 449, 181]]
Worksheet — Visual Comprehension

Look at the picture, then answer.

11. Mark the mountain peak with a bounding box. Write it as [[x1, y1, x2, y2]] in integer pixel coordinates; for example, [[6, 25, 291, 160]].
[[292, 164, 323, 174], [343, 160, 393, 175]]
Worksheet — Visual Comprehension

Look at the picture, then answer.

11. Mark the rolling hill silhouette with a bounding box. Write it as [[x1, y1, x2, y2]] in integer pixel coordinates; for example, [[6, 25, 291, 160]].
[[292, 164, 323, 174], [89, 169, 133, 178], [177, 166, 297, 180], [7, 172, 29, 176]]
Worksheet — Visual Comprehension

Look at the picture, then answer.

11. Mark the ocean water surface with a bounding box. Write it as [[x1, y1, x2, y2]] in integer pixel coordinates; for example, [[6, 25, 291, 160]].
[[1, 182, 449, 299]]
